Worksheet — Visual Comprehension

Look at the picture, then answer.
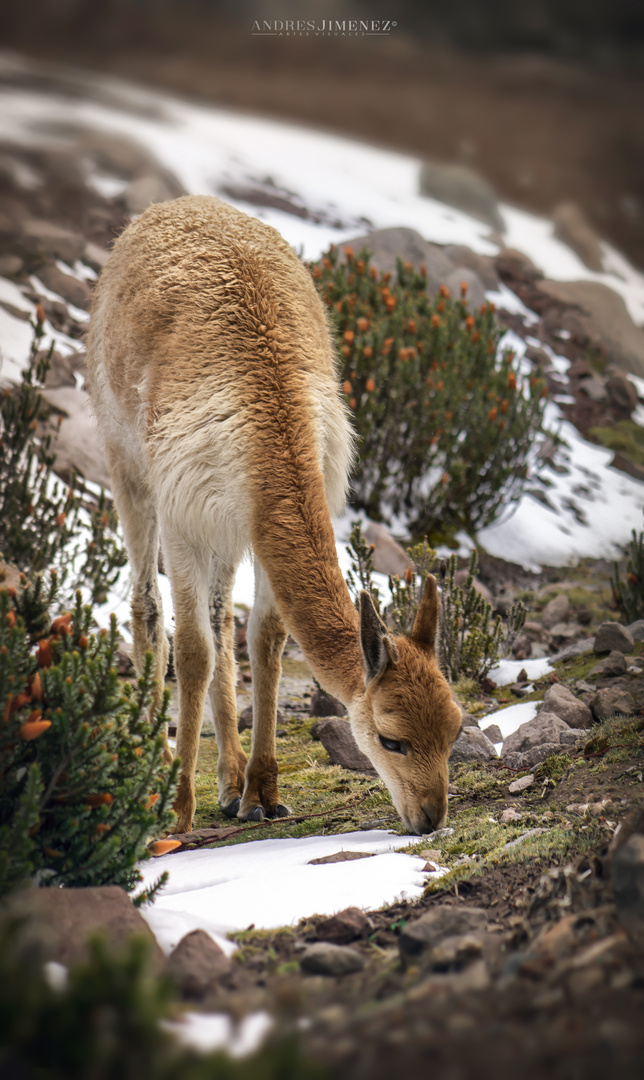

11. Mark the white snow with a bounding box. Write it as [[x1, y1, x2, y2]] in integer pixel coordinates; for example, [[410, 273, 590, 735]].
[[488, 657, 553, 686], [137, 830, 439, 956], [481, 701, 539, 741], [162, 1010, 273, 1058]]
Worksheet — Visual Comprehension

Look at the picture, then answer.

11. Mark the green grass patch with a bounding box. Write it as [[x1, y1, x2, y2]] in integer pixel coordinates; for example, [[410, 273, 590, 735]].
[[590, 420, 644, 467]]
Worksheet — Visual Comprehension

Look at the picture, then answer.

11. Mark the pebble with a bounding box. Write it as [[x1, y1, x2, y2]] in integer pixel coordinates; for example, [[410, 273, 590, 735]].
[[500, 807, 523, 823], [300, 942, 365, 976], [508, 774, 534, 794]]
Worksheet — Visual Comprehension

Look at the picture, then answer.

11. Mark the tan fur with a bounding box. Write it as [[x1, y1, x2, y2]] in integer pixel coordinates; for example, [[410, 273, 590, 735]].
[[86, 195, 461, 834]]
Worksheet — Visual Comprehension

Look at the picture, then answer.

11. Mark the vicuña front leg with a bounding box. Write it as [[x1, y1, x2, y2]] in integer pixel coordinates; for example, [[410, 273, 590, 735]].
[[239, 566, 289, 821], [207, 564, 247, 818], [166, 541, 215, 833]]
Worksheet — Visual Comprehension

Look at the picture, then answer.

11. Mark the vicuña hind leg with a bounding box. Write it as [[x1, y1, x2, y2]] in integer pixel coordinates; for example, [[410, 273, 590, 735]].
[[164, 535, 215, 832], [238, 561, 289, 822], [207, 563, 247, 818], [105, 445, 171, 763]]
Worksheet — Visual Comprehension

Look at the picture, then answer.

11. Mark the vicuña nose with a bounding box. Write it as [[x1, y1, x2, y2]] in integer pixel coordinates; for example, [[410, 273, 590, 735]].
[[422, 801, 447, 832]]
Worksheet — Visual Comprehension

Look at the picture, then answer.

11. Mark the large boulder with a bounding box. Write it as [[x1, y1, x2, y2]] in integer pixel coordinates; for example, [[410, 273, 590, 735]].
[[502, 712, 569, 756], [165, 929, 231, 1000], [540, 593, 570, 629], [443, 244, 499, 290], [339, 227, 453, 294], [38, 263, 91, 310], [552, 202, 604, 272], [20, 219, 85, 264], [398, 904, 487, 960], [316, 718, 375, 773], [363, 520, 413, 578], [590, 687, 637, 722], [419, 160, 504, 233], [593, 622, 635, 655], [42, 386, 111, 489], [541, 683, 593, 729], [449, 726, 497, 764]]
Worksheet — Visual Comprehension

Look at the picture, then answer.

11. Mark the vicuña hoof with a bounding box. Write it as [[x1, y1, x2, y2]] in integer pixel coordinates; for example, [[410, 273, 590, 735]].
[[221, 796, 241, 818], [266, 803, 291, 819], [240, 805, 265, 822]]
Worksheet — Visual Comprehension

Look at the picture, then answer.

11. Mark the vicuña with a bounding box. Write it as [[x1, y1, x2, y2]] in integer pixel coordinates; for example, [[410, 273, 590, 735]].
[[86, 196, 462, 834]]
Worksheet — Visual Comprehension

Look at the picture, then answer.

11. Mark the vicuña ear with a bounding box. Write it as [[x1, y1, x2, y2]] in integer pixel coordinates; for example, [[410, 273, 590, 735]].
[[411, 575, 439, 654], [359, 591, 399, 686]]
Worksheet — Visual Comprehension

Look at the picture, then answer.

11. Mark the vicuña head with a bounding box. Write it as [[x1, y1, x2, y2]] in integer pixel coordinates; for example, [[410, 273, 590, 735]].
[[350, 580, 462, 834], [86, 193, 462, 836]]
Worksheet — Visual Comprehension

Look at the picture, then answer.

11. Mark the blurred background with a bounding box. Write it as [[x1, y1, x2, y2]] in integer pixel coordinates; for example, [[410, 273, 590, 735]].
[[1, 0, 643, 267]]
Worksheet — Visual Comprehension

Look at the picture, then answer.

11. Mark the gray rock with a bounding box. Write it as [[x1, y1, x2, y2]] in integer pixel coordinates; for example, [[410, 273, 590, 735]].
[[503, 712, 569, 757], [553, 202, 603, 272], [443, 244, 499, 290], [627, 620, 644, 642], [590, 687, 637, 721], [398, 904, 487, 960], [20, 219, 85, 264], [551, 637, 595, 662], [0, 253, 23, 276], [443, 267, 486, 312], [41, 386, 111, 489], [460, 712, 480, 729], [453, 569, 492, 604], [541, 593, 570, 629], [165, 929, 231, 1000], [542, 683, 593, 729], [122, 173, 183, 216], [605, 371, 639, 413], [503, 827, 548, 850], [559, 729, 582, 747], [594, 622, 635, 654], [495, 248, 542, 284], [300, 942, 365, 976], [589, 651, 627, 678], [610, 453, 644, 482], [508, 774, 534, 794], [239, 705, 284, 732], [82, 242, 110, 273], [482, 723, 503, 744], [340, 227, 452, 292], [449, 727, 497, 764], [309, 689, 345, 717], [38, 263, 91, 310], [419, 159, 504, 232], [425, 932, 484, 971], [363, 520, 412, 578], [313, 907, 372, 945], [317, 718, 375, 773], [503, 742, 565, 770], [535, 279, 644, 380], [612, 834, 644, 943]]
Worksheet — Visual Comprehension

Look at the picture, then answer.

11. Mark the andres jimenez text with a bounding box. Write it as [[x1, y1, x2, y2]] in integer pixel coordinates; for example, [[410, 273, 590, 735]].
[[251, 19, 397, 36]]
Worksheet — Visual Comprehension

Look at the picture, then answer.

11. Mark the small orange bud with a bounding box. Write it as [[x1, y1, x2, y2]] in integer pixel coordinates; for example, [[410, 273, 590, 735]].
[[86, 793, 113, 808], [498, 418, 506, 430], [134, 746, 143, 757], [405, 566, 413, 585], [436, 381, 444, 392], [343, 381, 352, 395], [489, 407, 498, 421], [471, 331, 480, 343], [5, 610, 15, 629], [323, 257, 332, 270], [147, 793, 160, 808], [431, 315, 441, 329], [465, 316, 475, 330], [365, 378, 375, 393], [35, 304, 46, 324], [441, 473, 449, 485], [51, 613, 72, 636], [343, 329, 354, 343], [349, 397, 356, 410], [78, 634, 89, 649], [341, 345, 351, 358], [356, 259, 365, 274], [363, 345, 373, 359], [500, 399, 509, 413], [508, 372, 517, 391], [385, 297, 396, 312], [344, 246, 354, 260], [407, 319, 416, 333], [627, 573, 638, 586], [356, 317, 369, 332], [96, 824, 110, 836], [439, 285, 450, 298], [37, 639, 53, 668], [30, 672, 43, 700], [460, 281, 469, 297], [44, 847, 63, 859], [20, 719, 51, 741], [149, 839, 182, 856], [55, 513, 66, 527], [370, 266, 378, 279], [312, 265, 321, 280]]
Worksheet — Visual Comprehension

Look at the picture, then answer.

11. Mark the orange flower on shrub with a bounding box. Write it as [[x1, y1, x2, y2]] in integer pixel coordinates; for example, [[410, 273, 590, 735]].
[[439, 285, 450, 298], [507, 371, 517, 391], [431, 315, 441, 329], [465, 316, 474, 330], [344, 329, 354, 343], [349, 397, 356, 410], [460, 282, 469, 297], [363, 345, 373, 359], [500, 399, 509, 413], [343, 381, 352, 395], [149, 839, 181, 856], [86, 793, 114, 808], [365, 378, 375, 392], [20, 719, 51, 741], [488, 406, 498, 421], [356, 259, 365, 274], [36, 639, 53, 668], [356, 316, 369, 332]]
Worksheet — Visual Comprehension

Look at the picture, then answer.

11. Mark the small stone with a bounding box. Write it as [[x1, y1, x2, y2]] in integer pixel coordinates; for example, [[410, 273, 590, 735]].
[[428, 932, 484, 970], [627, 619, 644, 641], [317, 718, 375, 773], [20, 219, 85, 264], [482, 723, 503, 744], [507, 742, 565, 770], [300, 942, 365, 976], [313, 907, 372, 944], [508, 774, 534, 794], [541, 593, 570, 629], [503, 712, 569, 756], [500, 807, 523, 823], [590, 686, 637, 722], [517, 668, 529, 684], [542, 683, 593, 729], [559, 729, 581, 747], [363, 520, 413, 578], [611, 834, 644, 943], [309, 688, 345, 717], [38, 263, 91, 310], [398, 905, 487, 960], [503, 827, 547, 850], [508, 682, 530, 697], [449, 727, 497, 763], [589, 651, 627, 678], [419, 849, 443, 863], [309, 851, 374, 865], [0, 253, 23, 276], [165, 929, 231, 1000], [238, 705, 285, 732], [594, 622, 635, 655]]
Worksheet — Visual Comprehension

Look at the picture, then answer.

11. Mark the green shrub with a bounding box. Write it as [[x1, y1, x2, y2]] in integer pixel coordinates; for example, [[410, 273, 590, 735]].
[[0, 575, 179, 902], [0, 315, 126, 604], [312, 246, 547, 538], [611, 527, 644, 623], [345, 523, 524, 680]]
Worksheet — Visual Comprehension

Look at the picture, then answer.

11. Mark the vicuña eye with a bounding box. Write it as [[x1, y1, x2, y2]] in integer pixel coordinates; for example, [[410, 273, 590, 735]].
[[378, 735, 407, 755]]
